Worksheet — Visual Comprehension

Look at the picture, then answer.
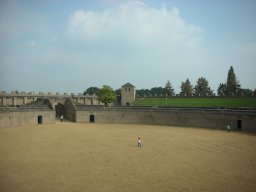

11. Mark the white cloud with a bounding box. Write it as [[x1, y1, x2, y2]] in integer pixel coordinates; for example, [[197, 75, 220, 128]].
[[66, 1, 204, 48]]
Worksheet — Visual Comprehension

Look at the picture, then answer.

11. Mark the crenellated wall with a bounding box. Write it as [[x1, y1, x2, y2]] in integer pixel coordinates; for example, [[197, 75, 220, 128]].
[[0, 92, 101, 106]]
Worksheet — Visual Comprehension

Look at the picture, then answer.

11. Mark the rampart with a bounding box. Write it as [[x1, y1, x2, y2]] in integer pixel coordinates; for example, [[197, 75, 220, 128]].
[[0, 92, 100, 106], [64, 98, 256, 132], [1, 93, 255, 132]]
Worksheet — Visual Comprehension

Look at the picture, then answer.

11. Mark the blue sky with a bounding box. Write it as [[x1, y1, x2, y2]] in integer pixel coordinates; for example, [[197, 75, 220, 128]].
[[0, 0, 255, 94]]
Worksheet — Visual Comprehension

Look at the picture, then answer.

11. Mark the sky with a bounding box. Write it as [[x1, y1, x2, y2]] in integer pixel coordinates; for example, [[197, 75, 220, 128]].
[[0, 0, 256, 94]]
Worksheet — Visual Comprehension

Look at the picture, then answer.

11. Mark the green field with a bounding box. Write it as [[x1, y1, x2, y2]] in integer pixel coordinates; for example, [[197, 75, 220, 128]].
[[133, 97, 256, 108]]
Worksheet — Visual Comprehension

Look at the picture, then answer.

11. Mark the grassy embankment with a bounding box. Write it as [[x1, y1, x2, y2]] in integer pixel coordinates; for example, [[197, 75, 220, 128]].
[[133, 97, 256, 108]]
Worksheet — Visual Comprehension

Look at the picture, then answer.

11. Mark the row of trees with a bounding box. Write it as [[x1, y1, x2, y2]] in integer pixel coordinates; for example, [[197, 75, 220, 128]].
[[135, 66, 254, 97], [135, 77, 213, 97], [83, 66, 255, 105]]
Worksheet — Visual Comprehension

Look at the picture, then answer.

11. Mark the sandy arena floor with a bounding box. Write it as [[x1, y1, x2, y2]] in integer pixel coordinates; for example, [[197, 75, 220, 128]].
[[0, 122, 256, 192]]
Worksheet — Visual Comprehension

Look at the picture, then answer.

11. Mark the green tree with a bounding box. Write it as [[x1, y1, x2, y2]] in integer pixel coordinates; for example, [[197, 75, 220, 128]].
[[98, 85, 116, 106], [217, 83, 227, 96], [180, 78, 193, 96], [238, 89, 253, 96], [164, 80, 175, 96], [194, 77, 213, 96], [236, 81, 241, 94], [83, 87, 99, 95], [136, 89, 143, 97], [115, 89, 121, 96], [136, 89, 151, 97], [150, 87, 164, 96], [226, 66, 240, 96]]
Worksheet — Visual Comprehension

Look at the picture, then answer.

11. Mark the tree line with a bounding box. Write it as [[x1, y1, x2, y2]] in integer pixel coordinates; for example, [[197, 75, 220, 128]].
[[136, 66, 254, 97], [83, 66, 255, 101]]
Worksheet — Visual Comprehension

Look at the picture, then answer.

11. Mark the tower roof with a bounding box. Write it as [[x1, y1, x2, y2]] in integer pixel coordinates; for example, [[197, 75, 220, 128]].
[[121, 82, 135, 88]]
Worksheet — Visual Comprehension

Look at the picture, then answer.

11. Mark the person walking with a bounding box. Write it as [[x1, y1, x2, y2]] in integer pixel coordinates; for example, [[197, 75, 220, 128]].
[[61, 115, 63, 123], [226, 125, 231, 132], [138, 137, 142, 147]]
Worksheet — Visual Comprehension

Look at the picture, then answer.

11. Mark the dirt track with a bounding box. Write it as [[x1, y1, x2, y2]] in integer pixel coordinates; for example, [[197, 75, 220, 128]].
[[0, 122, 256, 192]]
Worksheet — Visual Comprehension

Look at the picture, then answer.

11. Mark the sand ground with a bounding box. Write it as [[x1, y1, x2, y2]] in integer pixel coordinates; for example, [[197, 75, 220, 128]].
[[0, 122, 256, 192]]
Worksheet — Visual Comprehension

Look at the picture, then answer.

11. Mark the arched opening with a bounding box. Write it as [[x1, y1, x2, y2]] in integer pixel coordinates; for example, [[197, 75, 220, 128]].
[[55, 103, 65, 119]]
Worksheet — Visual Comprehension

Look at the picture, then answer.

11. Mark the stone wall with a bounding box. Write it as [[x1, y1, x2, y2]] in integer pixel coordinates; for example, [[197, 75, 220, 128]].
[[0, 92, 100, 106], [74, 108, 256, 132], [0, 110, 55, 128]]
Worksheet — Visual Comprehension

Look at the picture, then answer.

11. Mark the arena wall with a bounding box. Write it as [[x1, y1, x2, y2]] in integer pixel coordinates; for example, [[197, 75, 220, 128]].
[[0, 110, 55, 128], [74, 108, 256, 132]]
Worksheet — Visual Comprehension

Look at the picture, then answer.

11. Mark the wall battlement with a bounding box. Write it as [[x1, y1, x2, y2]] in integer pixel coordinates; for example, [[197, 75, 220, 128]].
[[0, 92, 101, 106]]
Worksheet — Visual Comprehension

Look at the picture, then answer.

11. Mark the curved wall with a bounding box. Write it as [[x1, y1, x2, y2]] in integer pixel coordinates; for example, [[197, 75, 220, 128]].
[[74, 108, 256, 132]]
